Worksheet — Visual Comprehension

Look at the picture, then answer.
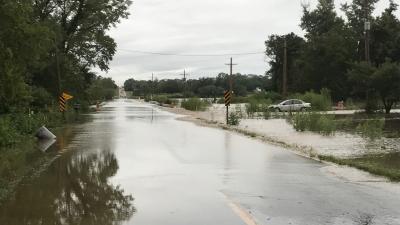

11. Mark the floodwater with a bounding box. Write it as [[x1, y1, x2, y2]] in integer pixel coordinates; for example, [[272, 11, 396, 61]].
[[1, 99, 400, 224]]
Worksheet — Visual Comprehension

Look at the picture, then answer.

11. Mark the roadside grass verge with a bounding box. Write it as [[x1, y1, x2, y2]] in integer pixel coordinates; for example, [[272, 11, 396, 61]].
[[318, 155, 400, 182], [0, 110, 80, 147]]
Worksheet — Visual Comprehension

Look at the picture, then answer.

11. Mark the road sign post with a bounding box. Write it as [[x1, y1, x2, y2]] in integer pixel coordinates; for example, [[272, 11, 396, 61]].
[[224, 90, 231, 125], [59, 92, 74, 116]]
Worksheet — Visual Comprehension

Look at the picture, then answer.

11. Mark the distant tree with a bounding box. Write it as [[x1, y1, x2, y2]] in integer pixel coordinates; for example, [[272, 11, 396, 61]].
[[88, 76, 118, 102], [371, 62, 400, 114], [197, 85, 223, 99]]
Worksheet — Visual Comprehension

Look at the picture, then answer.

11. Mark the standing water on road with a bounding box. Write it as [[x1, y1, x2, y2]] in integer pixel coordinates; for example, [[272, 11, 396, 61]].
[[1, 99, 400, 225]]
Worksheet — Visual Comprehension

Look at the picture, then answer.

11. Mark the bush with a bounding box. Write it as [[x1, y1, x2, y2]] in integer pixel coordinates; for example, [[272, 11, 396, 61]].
[[291, 112, 336, 135], [292, 88, 332, 111], [356, 119, 385, 140], [0, 111, 64, 147], [228, 112, 241, 126], [31, 87, 53, 109], [0, 117, 21, 146], [245, 98, 272, 118], [181, 98, 210, 111]]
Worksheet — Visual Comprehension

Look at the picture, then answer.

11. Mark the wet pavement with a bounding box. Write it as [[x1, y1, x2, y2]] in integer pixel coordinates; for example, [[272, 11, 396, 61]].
[[1, 99, 400, 225]]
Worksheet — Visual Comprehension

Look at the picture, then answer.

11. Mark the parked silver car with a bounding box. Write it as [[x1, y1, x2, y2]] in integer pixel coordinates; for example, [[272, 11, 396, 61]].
[[269, 99, 311, 112]]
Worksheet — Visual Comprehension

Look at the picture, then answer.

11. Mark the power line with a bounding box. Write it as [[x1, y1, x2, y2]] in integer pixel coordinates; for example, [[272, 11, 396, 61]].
[[117, 49, 265, 57]]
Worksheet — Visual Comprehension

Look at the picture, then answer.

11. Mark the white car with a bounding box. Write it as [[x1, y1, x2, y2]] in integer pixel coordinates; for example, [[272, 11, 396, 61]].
[[269, 99, 311, 112]]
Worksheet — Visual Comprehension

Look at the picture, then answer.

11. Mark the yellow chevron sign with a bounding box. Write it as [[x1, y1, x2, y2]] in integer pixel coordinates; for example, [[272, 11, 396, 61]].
[[59, 92, 73, 112], [224, 90, 231, 106], [62, 92, 73, 101]]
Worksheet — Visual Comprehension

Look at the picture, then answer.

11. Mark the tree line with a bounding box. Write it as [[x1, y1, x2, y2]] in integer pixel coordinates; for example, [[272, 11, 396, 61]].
[[0, 0, 131, 113], [266, 0, 400, 113], [124, 73, 270, 99]]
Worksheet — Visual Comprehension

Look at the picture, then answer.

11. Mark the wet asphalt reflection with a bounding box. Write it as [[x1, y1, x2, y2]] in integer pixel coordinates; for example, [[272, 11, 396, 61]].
[[1, 99, 400, 225]]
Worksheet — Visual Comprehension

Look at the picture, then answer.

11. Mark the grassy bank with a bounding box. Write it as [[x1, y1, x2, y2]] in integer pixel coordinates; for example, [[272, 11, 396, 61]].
[[0, 110, 83, 147], [319, 154, 400, 182], [0, 111, 86, 203]]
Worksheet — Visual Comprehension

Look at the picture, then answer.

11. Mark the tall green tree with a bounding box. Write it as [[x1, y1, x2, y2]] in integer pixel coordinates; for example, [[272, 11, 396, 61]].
[[31, 0, 132, 99], [0, 0, 52, 113], [265, 33, 305, 93], [371, 62, 400, 114], [371, 1, 400, 66], [341, 0, 379, 62], [300, 0, 355, 99]]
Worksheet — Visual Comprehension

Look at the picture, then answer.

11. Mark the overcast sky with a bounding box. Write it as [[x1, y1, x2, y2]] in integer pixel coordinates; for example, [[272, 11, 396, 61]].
[[94, 0, 398, 85]]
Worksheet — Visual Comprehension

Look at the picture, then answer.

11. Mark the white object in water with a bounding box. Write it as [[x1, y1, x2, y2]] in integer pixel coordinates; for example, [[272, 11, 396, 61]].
[[36, 126, 56, 140]]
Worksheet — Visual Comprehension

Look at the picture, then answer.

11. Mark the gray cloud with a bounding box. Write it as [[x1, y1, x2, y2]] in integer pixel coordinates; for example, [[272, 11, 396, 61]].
[[94, 0, 398, 85]]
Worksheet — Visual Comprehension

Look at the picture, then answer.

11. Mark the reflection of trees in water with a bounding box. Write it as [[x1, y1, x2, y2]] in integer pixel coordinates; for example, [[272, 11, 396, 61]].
[[0, 150, 135, 225]]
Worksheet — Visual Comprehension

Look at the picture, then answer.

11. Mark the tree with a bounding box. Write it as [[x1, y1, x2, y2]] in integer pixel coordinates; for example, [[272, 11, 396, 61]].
[[33, 0, 132, 71], [265, 33, 305, 93], [0, 0, 52, 113], [341, 0, 379, 62], [299, 0, 355, 100], [371, 1, 400, 66], [371, 62, 400, 114], [88, 76, 118, 102]]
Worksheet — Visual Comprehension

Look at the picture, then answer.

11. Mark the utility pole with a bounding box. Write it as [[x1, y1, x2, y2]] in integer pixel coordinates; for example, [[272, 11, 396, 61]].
[[365, 21, 370, 64], [181, 70, 188, 81], [225, 57, 237, 93], [151, 73, 154, 101], [224, 58, 237, 125], [180, 70, 189, 97], [283, 38, 288, 97], [54, 37, 65, 119]]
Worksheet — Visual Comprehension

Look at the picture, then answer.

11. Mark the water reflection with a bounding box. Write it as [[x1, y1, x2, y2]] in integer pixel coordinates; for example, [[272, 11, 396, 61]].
[[0, 150, 135, 225], [37, 139, 56, 152]]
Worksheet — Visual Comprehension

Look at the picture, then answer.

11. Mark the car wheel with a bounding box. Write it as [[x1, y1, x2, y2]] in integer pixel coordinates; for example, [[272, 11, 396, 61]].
[[275, 108, 281, 113], [301, 107, 307, 112]]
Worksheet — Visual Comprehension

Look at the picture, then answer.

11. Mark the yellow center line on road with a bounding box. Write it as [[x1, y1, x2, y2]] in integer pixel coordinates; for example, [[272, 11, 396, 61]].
[[227, 201, 259, 225]]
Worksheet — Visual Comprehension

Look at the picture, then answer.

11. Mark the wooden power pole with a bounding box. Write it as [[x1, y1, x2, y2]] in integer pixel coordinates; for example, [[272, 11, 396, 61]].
[[225, 57, 237, 93], [283, 39, 288, 97]]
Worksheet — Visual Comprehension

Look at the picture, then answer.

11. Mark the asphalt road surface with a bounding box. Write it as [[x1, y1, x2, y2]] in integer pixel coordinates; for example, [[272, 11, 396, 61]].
[[1, 99, 400, 225]]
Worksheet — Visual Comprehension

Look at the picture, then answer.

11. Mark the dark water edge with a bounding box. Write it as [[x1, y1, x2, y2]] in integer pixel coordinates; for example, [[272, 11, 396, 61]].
[[0, 126, 77, 204], [335, 113, 400, 138], [0, 112, 92, 204]]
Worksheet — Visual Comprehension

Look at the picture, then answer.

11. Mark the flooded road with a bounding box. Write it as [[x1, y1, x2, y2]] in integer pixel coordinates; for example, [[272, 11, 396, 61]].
[[1, 99, 400, 225]]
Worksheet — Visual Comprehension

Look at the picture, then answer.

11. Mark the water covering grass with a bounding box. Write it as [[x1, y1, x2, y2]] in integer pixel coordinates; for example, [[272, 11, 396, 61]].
[[356, 119, 385, 140], [181, 98, 210, 111], [291, 112, 336, 136], [319, 154, 400, 182], [0, 111, 68, 147]]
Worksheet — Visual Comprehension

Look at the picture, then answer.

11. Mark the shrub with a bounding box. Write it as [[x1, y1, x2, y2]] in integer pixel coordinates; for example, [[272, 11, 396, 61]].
[[0, 117, 21, 146], [181, 98, 210, 111], [356, 119, 385, 140], [245, 98, 272, 118], [291, 112, 336, 135], [228, 112, 241, 126], [292, 88, 332, 111]]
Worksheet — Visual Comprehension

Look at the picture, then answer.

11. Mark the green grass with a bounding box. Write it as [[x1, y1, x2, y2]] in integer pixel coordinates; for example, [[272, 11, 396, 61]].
[[291, 112, 336, 135], [0, 110, 80, 147], [319, 155, 400, 182], [356, 119, 385, 140], [291, 88, 332, 111], [181, 98, 210, 111]]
